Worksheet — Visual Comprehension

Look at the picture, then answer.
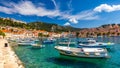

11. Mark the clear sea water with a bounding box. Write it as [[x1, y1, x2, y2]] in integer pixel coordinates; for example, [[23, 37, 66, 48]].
[[13, 37, 120, 68]]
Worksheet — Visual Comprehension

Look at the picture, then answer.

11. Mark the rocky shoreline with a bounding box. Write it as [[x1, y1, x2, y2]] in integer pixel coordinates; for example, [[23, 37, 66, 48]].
[[0, 39, 24, 68]]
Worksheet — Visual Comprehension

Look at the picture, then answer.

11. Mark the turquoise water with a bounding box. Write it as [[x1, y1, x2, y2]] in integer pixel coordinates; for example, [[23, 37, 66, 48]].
[[13, 37, 120, 68]]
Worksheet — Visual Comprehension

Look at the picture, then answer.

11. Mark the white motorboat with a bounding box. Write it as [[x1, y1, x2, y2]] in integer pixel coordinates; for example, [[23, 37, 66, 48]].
[[18, 40, 34, 46], [58, 38, 76, 45], [78, 38, 114, 48], [55, 46, 109, 58], [31, 43, 45, 48], [43, 37, 56, 44]]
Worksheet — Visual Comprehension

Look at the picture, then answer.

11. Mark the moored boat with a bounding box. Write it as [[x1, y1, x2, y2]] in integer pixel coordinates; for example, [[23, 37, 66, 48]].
[[18, 40, 34, 46], [58, 38, 76, 45], [58, 41, 76, 45], [31, 43, 45, 48], [43, 37, 56, 44], [55, 46, 109, 58], [77, 38, 114, 48], [43, 40, 54, 44]]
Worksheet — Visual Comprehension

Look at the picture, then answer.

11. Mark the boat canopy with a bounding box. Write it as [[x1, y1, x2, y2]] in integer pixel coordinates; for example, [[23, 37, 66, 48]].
[[82, 48, 105, 52]]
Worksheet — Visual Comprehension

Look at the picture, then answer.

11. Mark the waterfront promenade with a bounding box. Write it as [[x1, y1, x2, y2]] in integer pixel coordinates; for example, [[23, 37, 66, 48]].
[[0, 39, 24, 68]]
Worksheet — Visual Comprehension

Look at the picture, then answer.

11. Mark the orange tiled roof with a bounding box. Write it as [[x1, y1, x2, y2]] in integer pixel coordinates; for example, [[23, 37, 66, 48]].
[[1, 29, 10, 33]]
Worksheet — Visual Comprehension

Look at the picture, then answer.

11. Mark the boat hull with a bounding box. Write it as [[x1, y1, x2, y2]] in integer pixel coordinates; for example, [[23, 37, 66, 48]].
[[43, 41, 54, 44], [58, 42, 76, 45], [78, 38, 114, 48], [58, 50, 109, 58], [18, 43, 32, 45], [32, 46, 44, 48], [31, 44, 45, 48], [77, 45, 111, 48], [55, 46, 109, 58]]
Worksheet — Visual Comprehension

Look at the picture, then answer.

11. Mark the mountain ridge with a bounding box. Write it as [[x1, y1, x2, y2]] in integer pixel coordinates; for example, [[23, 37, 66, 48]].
[[1, 17, 120, 37], [0, 17, 81, 32]]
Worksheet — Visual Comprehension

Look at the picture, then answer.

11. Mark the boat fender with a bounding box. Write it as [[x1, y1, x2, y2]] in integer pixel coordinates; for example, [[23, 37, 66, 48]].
[[107, 42, 111, 45]]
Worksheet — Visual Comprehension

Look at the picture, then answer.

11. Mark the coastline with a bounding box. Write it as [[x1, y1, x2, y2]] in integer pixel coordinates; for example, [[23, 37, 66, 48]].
[[0, 39, 24, 68]]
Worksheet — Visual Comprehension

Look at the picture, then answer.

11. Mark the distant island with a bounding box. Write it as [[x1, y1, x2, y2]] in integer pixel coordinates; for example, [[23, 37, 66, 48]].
[[0, 17, 120, 38]]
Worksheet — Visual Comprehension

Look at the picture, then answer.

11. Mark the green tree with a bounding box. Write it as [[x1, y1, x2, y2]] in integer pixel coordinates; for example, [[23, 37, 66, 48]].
[[0, 30, 6, 38], [97, 33, 101, 36], [38, 33, 43, 37], [76, 32, 79, 38]]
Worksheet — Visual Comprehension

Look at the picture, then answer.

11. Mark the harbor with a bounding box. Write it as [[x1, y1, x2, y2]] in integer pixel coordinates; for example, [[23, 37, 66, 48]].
[[0, 0, 120, 68], [11, 37, 120, 68]]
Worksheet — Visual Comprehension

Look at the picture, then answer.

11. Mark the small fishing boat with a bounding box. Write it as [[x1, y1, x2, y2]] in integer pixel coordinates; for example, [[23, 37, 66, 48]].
[[55, 46, 109, 58], [31, 43, 45, 48], [43, 40, 54, 44], [58, 38, 76, 45], [77, 38, 114, 48], [58, 42, 76, 45], [18, 40, 34, 46], [43, 37, 56, 44]]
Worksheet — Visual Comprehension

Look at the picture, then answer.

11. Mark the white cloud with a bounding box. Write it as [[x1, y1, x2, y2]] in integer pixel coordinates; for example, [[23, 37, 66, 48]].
[[75, 10, 98, 20], [51, 0, 58, 9], [0, 6, 14, 14], [0, 1, 98, 25], [61, 10, 98, 24], [69, 18, 78, 24], [67, 0, 72, 11], [64, 22, 70, 26], [13, 1, 39, 15], [94, 4, 120, 12], [12, 1, 61, 17], [0, 1, 61, 17]]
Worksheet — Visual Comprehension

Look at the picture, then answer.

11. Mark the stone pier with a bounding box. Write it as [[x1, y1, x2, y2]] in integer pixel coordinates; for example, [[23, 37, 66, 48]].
[[0, 39, 24, 68]]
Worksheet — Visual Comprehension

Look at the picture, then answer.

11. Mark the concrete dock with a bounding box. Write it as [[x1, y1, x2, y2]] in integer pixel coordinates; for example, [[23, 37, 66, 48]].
[[0, 39, 24, 68]]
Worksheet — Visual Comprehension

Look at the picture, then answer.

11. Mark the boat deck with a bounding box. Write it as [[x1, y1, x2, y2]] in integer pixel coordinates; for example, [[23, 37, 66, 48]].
[[55, 46, 83, 53], [55, 46, 107, 53], [55, 46, 109, 58]]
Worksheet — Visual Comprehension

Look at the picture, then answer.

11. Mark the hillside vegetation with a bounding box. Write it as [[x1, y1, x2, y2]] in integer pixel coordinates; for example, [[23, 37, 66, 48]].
[[1, 17, 120, 37], [0, 17, 81, 32]]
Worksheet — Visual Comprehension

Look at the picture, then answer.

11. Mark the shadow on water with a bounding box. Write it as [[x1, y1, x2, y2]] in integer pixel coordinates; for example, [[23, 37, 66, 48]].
[[30, 47, 44, 50], [108, 43, 120, 53], [45, 55, 108, 68], [107, 48, 117, 53]]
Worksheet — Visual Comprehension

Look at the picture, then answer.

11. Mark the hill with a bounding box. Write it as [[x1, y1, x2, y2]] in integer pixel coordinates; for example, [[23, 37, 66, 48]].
[[1, 17, 120, 37], [28, 22, 81, 32], [79, 24, 120, 37], [0, 17, 81, 32]]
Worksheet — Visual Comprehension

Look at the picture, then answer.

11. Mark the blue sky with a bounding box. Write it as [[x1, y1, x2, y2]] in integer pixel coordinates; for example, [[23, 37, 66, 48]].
[[0, 0, 120, 28]]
